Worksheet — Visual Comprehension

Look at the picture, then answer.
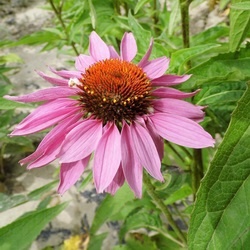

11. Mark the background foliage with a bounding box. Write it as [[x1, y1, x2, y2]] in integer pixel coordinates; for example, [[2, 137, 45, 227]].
[[0, 0, 249, 249]]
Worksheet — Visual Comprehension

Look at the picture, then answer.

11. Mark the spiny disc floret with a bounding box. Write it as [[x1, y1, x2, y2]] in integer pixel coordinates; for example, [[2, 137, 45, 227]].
[[77, 59, 152, 123]]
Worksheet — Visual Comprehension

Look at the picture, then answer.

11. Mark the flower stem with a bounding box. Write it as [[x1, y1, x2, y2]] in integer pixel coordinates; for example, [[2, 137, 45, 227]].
[[191, 149, 204, 199], [179, 0, 192, 49], [143, 172, 187, 245], [48, 0, 79, 56]]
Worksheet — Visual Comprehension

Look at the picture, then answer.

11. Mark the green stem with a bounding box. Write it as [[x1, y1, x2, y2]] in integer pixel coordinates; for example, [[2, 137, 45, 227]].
[[191, 149, 204, 199], [173, 203, 188, 229], [48, 0, 79, 56], [179, 0, 192, 49], [143, 172, 187, 245], [166, 142, 186, 163]]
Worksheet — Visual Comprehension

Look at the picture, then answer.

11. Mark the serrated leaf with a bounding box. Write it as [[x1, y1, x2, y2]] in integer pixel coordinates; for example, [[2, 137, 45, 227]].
[[188, 83, 250, 249], [229, 2, 250, 51], [90, 184, 134, 235], [0, 203, 67, 250]]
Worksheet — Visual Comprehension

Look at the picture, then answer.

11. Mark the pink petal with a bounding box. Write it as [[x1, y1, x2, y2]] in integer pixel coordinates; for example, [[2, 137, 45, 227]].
[[151, 74, 191, 87], [59, 119, 102, 163], [89, 31, 110, 61], [105, 165, 125, 195], [49, 67, 82, 79], [21, 114, 82, 169], [58, 156, 90, 195], [75, 54, 95, 72], [152, 87, 200, 99], [153, 98, 204, 120], [150, 113, 215, 148], [4, 87, 77, 103], [142, 57, 170, 79], [109, 46, 120, 59], [36, 71, 68, 86], [130, 123, 163, 181], [138, 38, 153, 68], [121, 123, 143, 198], [120, 32, 137, 62], [93, 123, 121, 192], [11, 98, 80, 136], [145, 120, 164, 160]]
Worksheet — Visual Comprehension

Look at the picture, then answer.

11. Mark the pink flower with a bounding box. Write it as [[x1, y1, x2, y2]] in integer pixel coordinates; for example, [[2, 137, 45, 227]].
[[5, 32, 214, 198]]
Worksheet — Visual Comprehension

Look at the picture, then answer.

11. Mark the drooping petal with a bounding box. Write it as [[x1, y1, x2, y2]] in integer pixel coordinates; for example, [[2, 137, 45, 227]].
[[4, 87, 77, 103], [138, 38, 153, 68], [36, 71, 68, 86], [151, 74, 191, 87], [153, 98, 204, 120], [93, 123, 121, 193], [145, 120, 164, 160], [11, 98, 80, 136], [59, 119, 102, 163], [89, 31, 110, 61], [58, 156, 90, 195], [49, 67, 82, 79], [150, 113, 215, 148], [142, 57, 170, 79], [105, 165, 125, 195], [108, 46, 120, 59], [130, 123, 163, 181], [121, 123, 143, 198], [152, 87, 200, 99], [20, 114, 82, 168], [120, 32, 137, 62], [75, 54, 95, 72]]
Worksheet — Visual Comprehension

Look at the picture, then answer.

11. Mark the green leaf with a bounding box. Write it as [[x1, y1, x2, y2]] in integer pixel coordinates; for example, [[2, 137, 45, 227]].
[[119, 209, 162, 239], [0, 98, 31, 110], [188, 83, 250, 249], [88, 233, 108, 250], [0, 181, 57, 212], [191, 26, 229, 46], [114, 234, 158, 250], [0, 203, 67, 250], [28, 180, 58, 200], [185, 47, 250, 87], [0, 193, 27, 212], [88, 0, 97, 29], [193, 81, 246, 133], [229, 2, 250, 51], [0, 54, 22, 64], [134, 0, 151, 14], [90, 184, 134, 235], [77, 171, 93, 191], [164, 184, 192, 205], [169, 44, 221, 74], [128, 12, 151, 55], [168, 0, 180, 36]]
